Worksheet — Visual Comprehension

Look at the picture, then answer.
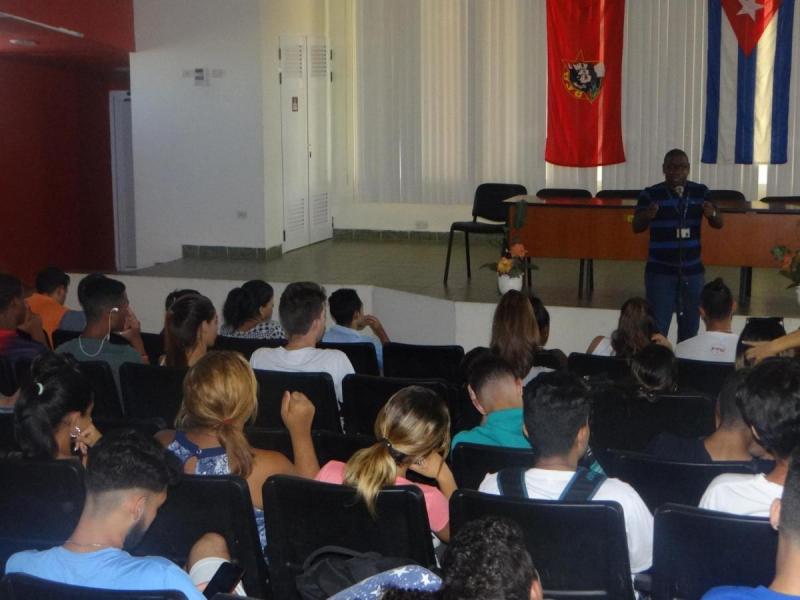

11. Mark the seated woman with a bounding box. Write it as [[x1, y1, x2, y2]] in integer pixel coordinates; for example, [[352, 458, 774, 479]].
[[220, 280, 285, 340], [13, 352, 101, 461], [490, 290, 551, 385], [529, 296, 567, 370], [156, 350, 319, 550], [736, 318, 788, 368], [315, 386, 456, 543], [587, 297, 670, 358], [162, 294, 218, 368]]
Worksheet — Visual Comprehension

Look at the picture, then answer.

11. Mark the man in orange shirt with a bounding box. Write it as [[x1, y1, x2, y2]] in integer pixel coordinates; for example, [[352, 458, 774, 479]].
[[27, 267, 76, 346]]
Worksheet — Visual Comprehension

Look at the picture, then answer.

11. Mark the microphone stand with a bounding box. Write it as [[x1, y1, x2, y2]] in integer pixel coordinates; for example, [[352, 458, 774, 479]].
[[676, 185, 685, 339]]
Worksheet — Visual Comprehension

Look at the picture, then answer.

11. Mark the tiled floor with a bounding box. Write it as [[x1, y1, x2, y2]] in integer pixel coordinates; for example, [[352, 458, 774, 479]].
[[132, 238, 800, 317]]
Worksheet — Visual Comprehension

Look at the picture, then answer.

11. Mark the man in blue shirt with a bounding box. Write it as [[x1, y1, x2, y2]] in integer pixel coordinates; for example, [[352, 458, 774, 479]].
[[6, 430, 238, 599], [323, 288, 389, 369], [703, 448, 800, 599], [633, 149, 723, 341]]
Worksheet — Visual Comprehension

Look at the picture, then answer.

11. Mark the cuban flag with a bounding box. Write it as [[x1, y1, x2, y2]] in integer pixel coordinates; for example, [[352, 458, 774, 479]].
[[702, 0, 795, 164]]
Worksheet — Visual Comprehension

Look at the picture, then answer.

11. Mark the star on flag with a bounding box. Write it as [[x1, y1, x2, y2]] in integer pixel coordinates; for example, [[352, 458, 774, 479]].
[[721, 0, 782, 55]]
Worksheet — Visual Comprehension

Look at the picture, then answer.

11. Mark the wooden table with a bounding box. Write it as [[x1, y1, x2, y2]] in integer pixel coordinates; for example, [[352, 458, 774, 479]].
[[507, 195, 800, 302]]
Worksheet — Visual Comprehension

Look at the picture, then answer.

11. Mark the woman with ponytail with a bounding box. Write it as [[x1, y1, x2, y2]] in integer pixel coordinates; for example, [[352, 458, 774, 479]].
[[220, 280, 285, 340], [13, 352, 101, 461], [315, 386, 456, 542], [156, 350, 319, 549], [163, 294, 218, 368]]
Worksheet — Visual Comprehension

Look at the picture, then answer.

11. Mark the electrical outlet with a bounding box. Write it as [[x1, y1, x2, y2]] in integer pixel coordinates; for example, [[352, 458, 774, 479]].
[[415, 220, 429, 230]]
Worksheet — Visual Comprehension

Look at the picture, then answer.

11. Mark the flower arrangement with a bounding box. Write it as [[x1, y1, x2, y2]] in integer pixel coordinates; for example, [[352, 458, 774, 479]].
[[772, 245, 800, 287], [483, 242, 531, 278]]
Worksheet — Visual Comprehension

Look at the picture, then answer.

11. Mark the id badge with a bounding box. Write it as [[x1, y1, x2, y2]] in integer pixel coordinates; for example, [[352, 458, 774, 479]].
[[678, 227, 691, 239]]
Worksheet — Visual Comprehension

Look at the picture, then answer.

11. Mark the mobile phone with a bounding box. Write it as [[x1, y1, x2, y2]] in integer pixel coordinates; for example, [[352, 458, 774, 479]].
[[202, 561, 245, 598]]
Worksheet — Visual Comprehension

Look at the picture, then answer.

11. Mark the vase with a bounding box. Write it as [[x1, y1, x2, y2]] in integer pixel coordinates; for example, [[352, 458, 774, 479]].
[[497, 274, 524, 294]]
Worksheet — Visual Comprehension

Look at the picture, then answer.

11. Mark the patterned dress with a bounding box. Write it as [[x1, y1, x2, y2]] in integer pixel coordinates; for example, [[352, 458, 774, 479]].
[[219, 320, 285, 340]]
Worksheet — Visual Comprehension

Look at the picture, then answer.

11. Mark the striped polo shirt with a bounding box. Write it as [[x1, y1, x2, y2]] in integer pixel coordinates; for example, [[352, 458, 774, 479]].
[[636, 181, 713, 276]]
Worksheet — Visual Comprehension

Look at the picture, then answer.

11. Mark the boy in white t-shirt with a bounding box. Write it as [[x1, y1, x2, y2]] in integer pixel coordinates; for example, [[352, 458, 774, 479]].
[[675, 277, 739, 363], [700, 358, 800, 517]]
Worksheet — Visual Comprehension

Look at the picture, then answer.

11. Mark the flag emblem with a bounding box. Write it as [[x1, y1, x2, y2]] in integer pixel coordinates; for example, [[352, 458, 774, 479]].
[[562, 52, 606, 102]]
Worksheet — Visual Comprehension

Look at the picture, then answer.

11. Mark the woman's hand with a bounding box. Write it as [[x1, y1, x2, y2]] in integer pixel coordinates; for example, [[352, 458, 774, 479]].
[[651, 333, 672, 349], [281, 391, 315, 434], [744, 340, 776, 365], [408, 451, 445, 480], [73, 422, 102, 457]]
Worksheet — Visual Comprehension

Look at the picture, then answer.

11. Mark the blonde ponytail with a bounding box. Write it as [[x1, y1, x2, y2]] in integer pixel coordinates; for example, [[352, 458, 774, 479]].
[[344, 442, 398, 516]]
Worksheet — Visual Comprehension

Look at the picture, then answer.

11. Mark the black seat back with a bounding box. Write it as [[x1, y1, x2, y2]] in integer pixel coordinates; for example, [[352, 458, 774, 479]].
[[214, 336, 285, 360], [652, 504, 777, 600], [568, 353, 631, 380], [450, 442, 536, 489], [0, 356, 16, 396], [263, 474, 436, 600], [341, 374, 454, 436], [382, 342, 464, 382], [677, 359, 734, 399], [595, 189, 641, 199], [51, 329, 79, 349], [245, 428, 374, 464], [535, 188, 593, 199], [1, 573, 188, 600], [707, 189, 746, 203], [450, 490, 633, 599], [134, 474, 267, 599], [140, 332, 165, 366], [0, 458, 85, 571], [252, 370, 340, 433], [119, 363, 186, 428], [76, 361, 123, 419], [472, 183, 528, 222], [317, 342, 379, 376], [604, 451, 765, 512]]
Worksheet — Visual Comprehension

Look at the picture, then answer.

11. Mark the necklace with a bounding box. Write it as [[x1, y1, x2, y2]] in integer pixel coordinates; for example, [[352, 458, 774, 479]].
[[65, 539, 112, 549], [77, 335, 106, 358]]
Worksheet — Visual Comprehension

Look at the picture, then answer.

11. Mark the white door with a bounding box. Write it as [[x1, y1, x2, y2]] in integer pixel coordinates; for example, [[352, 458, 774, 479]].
[[109, 91, 136, 270], [307, 37, 332, 244]]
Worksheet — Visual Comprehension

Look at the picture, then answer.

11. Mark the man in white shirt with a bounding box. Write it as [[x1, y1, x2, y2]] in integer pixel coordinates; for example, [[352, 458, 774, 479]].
[[322, 288, 389, 369], [250, 282, 354, 405], [479, 371, 654, 574], [675, 278, 739, 362], [700, 358, 800, 516]]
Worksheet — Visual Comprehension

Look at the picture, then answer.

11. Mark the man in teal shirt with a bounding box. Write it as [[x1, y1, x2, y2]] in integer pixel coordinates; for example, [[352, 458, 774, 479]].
[[452, 355, 529, 450]]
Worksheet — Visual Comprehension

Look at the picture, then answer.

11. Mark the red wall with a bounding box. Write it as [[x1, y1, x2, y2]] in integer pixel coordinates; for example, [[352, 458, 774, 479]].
[[0, 57, 127, 284]]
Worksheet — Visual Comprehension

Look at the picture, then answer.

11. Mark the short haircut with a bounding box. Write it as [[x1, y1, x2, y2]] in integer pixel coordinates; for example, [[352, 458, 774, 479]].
[[523, 371, 591, 457], [780, 448, 800, 543], [663, 148, 689, 163], [736, 318, 787, 367], [441, 516, 538, 600], [278, 282, 326, 336], [35, 267, 70, 295], [77, 273, 105, 307], [79, 275, 126, 321], [0, 273, 23, 312], [631, 344, 677, 396], [85, 429, 178, 495], [328, 288, 362, 326], [717, 370, 749, 429], [467, 354, 517, 396], [530, 296, 550, 333], [737, 358, 800, 459], [701, 278, 734, 321]]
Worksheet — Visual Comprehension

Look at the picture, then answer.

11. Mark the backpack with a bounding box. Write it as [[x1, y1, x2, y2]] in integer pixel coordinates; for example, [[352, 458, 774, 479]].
[[295, 545, 417, 600], [497, 465, 607, 501]]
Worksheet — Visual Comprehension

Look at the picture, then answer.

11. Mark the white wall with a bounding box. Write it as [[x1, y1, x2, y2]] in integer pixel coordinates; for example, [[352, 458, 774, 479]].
[[131, 0, 266, 267]]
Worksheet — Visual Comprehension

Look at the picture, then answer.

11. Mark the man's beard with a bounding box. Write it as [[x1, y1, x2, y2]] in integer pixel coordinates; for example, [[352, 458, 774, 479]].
[[123, 516, 148, 551]]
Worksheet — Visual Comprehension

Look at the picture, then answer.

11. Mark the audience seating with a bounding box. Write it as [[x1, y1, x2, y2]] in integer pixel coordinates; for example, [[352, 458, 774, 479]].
[[0, 573, 190, 600], [76, 361, 124, 419], [340, 374, 455, 436], [596, 189, 641, 199], [0, 457, 85, 571], [317, 341, 380, 376], [676, 358, 734, 399], [51, 329, 79, 349], [603, 450, 767, 512], [252, 370, 341, 433], [450, 489, 634, 599], [0, 414, 16, 454], [0, 357, 16, 396], [12, 358, 32, 390], [568, 352, 631, 380], [119, 363, 186, 429], [382, 342, 464, 383], [245, 428, 374, 464], [533, 350, 565, 371], [134, 474, 268, 599], [650, 504, 777, 600], [443, 182, 528, 285], [450, 442, 536, 490], [213, 336, 285, 360], [140, 332, 165, 366], [263, 474, 437, 600]]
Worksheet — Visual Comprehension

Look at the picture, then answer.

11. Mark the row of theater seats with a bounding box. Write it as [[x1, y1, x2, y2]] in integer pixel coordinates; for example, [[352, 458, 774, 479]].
[[0, 440, 776, 600]]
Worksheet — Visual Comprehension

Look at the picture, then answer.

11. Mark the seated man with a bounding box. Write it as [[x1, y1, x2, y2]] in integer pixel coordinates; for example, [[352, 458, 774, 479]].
[[700, 358, 800, 517], [322, 288, 389, 369], [451, 354, 528, 450], [0, 273, 47, 364], [250, 282, 354, 404], [479, 371, 654, 574], [6, 430, 241, 598], [26, 267, 84, 346], [703, 448, 800, 600], [55, 274, 147, 389], [675, 278, 739, 362]]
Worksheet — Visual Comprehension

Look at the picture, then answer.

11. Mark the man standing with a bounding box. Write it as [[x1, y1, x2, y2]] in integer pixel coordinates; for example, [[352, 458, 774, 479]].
[[633, 149, 723, 341]]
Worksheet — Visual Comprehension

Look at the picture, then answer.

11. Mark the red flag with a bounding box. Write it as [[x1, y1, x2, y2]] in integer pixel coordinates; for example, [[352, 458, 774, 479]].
[[545, 0, 626, 167]]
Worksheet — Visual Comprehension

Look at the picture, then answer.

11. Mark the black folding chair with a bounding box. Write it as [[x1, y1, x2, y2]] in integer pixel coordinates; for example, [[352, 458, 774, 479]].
[[214, 336, 285, 360], [568, 352, 631, 380], [677, 358, 734, 399], [535, 188, 593, 198], [140, 332, 165, 366], [119, 363, 186, 429], [650, 504, 777, 600], [0, 356, 16, 396], [0, 458, 85, 571], [51, 329, 80, 349], [1, 573, 189, 600], [134, 474, 268, 599], [76, 360, 124, 419], [450, 490, 634, 599], [317, 341, 380, 376], [450, 442, 536, 490], [245, 427, 374, 464], [252, 370, 341, 433], [596, 189, 641, 199], [443, 182, 528, 284], [383, 342, 464, 383], [263, 474, 436, 600]]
